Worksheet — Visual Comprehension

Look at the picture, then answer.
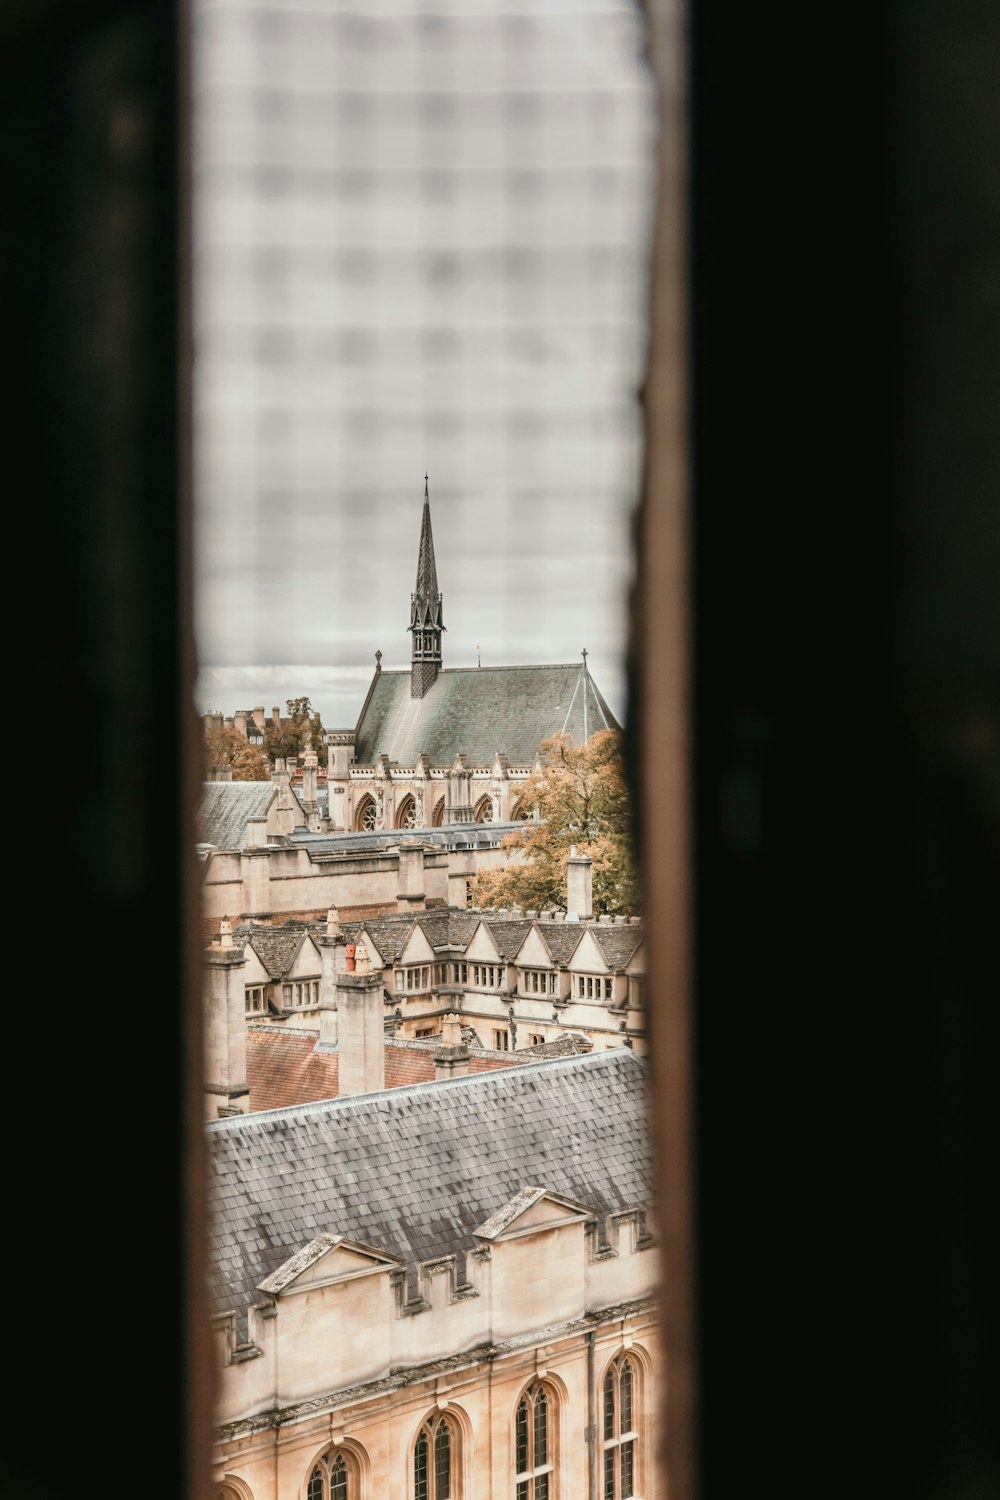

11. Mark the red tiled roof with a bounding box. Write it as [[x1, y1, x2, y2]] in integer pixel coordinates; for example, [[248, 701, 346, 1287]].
[[246, 1027, 516, 1112]]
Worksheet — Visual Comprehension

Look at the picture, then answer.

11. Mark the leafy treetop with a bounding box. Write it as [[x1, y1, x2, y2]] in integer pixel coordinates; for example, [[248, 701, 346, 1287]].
[[468, 729, 640, 917], [264, 697, 327, 765]]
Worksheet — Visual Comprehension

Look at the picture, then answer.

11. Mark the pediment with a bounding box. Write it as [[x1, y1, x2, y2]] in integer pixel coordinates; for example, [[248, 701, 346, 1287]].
[[473, 1186, 594, 1243], [240, 947, 270, 985], [288, 935, 322, 978], [256, 1234, 402, 1297], [465, 921, 502, 961], [513, 924, 549, 967], [567, 927, 607, 973], [356, 926, 389, 967], [625, 938, 646, 974], [397, 924, 435, 964]]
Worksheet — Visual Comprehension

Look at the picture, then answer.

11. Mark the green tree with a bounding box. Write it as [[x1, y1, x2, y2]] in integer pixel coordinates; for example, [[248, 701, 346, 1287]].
[[469, 729, 641, 916], [264, 696, 327, 764]]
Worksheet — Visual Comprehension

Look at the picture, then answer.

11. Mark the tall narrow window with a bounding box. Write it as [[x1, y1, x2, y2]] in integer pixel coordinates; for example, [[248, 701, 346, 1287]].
[[307, 1451, 352, 1500], [414, 1414, 456, 1500], [602, 1357, 639, 1499], [515, 1383, 554, 1498]]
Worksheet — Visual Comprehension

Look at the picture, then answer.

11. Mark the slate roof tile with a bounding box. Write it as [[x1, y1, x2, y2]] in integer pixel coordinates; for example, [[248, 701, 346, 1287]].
[[208, 1048, 651, 1317], [197, 782, 276, 851], [353, 664, 619, 767]]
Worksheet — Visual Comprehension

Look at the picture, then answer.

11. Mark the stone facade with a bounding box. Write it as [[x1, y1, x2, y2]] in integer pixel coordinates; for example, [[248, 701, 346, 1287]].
[[208, 1049, 659, 1500], [203, 850, 645, 1070], [213, 1211, 660, 1500]]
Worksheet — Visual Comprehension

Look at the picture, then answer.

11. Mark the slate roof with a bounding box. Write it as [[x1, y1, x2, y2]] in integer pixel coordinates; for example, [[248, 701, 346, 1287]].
[[341, 910, 484, 966], [591, 925, 645, 969], [242, 926, 317, 979], [353, 663, 620, 768], [533, 921, 587, 965], [207, 1048, 652, 1317], [197, 782, 276, 851], [410, 910, 484, 952], [246, 1026, 517, 1112], [482, 918, 535, 959]]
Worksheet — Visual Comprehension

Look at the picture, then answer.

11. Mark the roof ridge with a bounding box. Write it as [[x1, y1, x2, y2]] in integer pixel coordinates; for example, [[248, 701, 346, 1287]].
[[373, 662, 594, 676], [205, 1047, 643, 1129]]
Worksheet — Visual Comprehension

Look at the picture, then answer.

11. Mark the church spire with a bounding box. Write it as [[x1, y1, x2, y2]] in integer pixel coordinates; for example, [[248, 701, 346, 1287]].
[[409, 474, 445, 698]]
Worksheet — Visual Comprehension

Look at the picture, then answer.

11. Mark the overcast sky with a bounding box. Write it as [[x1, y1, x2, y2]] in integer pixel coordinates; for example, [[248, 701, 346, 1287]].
[[191, 0, 660, 730]]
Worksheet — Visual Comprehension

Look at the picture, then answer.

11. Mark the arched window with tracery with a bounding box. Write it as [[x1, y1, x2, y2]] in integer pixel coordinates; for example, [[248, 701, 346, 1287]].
[[474, 794, 493, 823], [396, 794, 417, 829], [602, 1355, 639, 1499], [306, 1448, 358, 1500], [414, 1413, 457, 1500], [432, 796, 445, 827], [356, 794, 377, 831], [515, 1382, 555, 1498]]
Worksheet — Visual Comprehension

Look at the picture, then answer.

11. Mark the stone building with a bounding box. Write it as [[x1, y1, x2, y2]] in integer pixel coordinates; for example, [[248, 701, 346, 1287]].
[[196, 780, 520, 929], [202, 481, 620, 837], [326, 479, 621, 833], [202, 848, 644, 1109], [209, 1046, 660, 1500]]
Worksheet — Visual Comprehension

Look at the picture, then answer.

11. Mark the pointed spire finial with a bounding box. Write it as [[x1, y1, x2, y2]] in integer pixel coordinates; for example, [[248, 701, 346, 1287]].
[[425, 472, 429, 500]]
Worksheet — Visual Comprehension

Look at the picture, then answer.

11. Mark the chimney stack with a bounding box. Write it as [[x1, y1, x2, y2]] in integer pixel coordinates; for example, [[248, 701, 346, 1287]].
[[566, 845, 594, 921], [204, 922, 249, 1118], [396, 842, 427, 911], [318, 907, 346, 1047], [336, 941, 384, 1096], [433, 1013, 471, 1080]]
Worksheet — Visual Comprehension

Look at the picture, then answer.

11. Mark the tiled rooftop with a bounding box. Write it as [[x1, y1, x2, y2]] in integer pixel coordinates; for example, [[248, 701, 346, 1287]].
[[197, 782, 276, 851], [207, 1048, 651, 1317], [246, 1025, 517, 1112], [354, 663, 619, 767]]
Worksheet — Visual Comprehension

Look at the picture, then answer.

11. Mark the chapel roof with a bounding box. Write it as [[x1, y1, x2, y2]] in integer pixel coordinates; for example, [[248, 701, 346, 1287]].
[[353, 662, 619, 768], [206, 1047, 651, 1317]]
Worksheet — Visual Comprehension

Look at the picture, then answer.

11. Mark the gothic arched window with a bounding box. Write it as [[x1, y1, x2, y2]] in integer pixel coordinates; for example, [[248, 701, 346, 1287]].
[[414, 1413, 457, 1500], [602, 1356, 639, 1499], [307, 1451, 351, 1500], [357, 795, 377, 831], [474, 794, 493, 823], [396, 794, 417, 829], [515, 1383, 555, 1498]]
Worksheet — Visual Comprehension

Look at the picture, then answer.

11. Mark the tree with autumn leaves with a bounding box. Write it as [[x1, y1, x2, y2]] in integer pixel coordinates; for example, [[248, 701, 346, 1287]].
[[203, 721, 269, 781], [202, 696, 326, 781], [468, 728, 641, 916]]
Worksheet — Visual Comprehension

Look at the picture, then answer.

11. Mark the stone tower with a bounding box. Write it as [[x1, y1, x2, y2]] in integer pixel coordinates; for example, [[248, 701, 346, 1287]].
[[409, 474, 445, 698]]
